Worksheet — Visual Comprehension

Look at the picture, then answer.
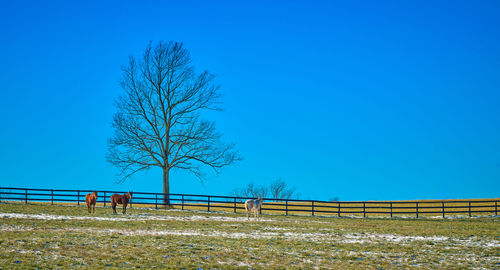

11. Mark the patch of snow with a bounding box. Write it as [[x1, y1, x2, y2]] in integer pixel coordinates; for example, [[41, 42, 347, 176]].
[[0, 212, 275, 222], [1, 212, 498, 248]]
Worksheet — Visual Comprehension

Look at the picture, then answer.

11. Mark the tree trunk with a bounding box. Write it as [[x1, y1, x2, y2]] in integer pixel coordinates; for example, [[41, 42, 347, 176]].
[[163, 168, 170, 206]]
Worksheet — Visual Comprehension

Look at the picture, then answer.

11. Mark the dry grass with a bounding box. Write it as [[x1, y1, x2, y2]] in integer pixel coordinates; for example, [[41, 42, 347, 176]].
[[1, 197, 498, 218], [0, 202, 498, 269], [149, 198, 499, 218]]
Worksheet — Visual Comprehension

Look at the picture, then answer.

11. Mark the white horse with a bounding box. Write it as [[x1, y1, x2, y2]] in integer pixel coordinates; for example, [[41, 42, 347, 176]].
[[245, 197, 263, 220]]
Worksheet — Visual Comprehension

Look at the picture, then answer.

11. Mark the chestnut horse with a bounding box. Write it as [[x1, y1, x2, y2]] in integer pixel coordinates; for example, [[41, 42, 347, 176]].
[[85, 191, 98, 214], [110, 192, 132, 214]]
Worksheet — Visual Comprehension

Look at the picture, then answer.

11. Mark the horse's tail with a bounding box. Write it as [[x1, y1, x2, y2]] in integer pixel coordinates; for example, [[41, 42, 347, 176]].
[[244, 201, 249, 212]]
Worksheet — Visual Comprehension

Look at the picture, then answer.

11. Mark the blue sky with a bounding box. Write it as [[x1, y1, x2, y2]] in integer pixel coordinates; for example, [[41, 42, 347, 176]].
[[0, 0, 499, 201]]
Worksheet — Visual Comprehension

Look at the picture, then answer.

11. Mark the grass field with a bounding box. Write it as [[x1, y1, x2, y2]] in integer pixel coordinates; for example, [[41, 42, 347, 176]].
[[0, 202, 498, 269], [1, 189, 498, 218], [161, 199, 500, 218]]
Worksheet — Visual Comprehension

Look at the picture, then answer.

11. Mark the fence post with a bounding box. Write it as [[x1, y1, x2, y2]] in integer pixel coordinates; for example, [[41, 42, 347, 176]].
[[51, 189, 54, 205], [390, 202, 392, 218], [207, 196, 210, 212], [338, 202, 341, 217], [312, 201, 315, 216], [416, 202, 419, 218], [77, 190, 80, 206], [496, 201, 498, 216], [260, 200, 263, 216], [234, 197, 236, 213], [155, 194, 158, 209], [0, 187, 2, 202], [285, 200, 288, 216], [182, 195, 184, 210], [103, 191, 106, 207], [363, 202, 366, 218], [25, 189, 28, 204], [442, 202, 445, 218], [468, 201, 471, 217]]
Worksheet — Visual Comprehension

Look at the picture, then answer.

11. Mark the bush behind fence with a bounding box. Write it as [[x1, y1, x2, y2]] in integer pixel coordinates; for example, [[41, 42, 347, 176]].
[[0, 187, 498, 218]]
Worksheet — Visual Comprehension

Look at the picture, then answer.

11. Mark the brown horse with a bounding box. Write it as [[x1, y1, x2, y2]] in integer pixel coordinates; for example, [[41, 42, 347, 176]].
[[85, 191, 98, 214], [110, 192, 132, 214]]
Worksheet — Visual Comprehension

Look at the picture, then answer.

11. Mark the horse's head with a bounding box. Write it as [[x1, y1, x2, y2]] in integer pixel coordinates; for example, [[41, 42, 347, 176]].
[[126, 191, 133, 199], [257, 197, 263, 202], [93, 191, 98, 196]]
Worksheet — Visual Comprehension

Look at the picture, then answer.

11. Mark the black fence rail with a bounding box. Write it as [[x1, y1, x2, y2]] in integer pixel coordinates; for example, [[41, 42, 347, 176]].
[[0, 187, 498, 218]]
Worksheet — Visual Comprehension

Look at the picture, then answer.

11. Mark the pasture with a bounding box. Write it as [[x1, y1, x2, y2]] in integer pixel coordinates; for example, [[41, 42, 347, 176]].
[[0, 202, 498, 269], [2, 187, 498, 218]]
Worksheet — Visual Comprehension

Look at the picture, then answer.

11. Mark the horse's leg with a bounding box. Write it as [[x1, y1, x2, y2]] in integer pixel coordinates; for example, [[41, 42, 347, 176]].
[[92, 203, 95, 214], [87, 204, 90, 214], [123, 203, 127, 214], [112, 202, 117, 214]]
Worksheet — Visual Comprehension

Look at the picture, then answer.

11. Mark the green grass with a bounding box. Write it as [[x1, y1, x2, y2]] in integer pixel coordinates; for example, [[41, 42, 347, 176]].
[[0, 202, 498, 269]]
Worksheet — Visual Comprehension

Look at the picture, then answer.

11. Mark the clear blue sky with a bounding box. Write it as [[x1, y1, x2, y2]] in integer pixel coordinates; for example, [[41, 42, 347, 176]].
[[0, 0, 499, 201]]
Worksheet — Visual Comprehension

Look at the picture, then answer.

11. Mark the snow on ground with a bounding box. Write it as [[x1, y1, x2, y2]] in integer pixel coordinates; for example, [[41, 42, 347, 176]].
[[0, 212, 275, 222], [1, 212, 498, 248]]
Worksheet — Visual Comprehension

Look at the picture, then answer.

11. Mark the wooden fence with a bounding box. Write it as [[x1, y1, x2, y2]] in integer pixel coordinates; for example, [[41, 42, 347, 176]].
[[0, 187, 498, 218]]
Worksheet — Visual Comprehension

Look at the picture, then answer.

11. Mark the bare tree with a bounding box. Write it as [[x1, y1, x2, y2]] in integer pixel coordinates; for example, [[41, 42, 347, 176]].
[[232, 179, 299, 202], [269, 178, 297, 201], [107, 41, 240, 204], [232, 182, 268, 200]]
